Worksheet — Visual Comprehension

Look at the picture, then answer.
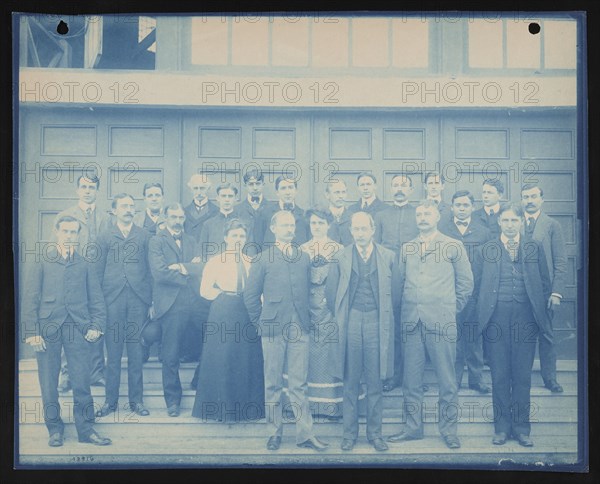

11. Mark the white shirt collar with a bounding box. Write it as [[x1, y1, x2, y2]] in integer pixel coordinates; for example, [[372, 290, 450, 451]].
[[501, 233, 521, 245], [248, 194, 263, 204], [485, 203, 500, 215], [393, 200, 409, 208], [278, 200, 295, 210], [427, 196, 442, 203], [454, 217, 471, 225], [167, 227, 182, 238], [146, 208, 162, 219], [527, 211, 541, 221], [117, 221, 132, 236], [79, 201, 96, 212], [329, 205, 344, 217], [355, 241, 374, 259], [361, 197, 375, 207], [194, 198, 208, 208]]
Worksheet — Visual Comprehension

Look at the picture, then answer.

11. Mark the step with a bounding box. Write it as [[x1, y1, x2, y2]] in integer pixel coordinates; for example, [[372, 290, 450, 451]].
[[17, 432, 579, 467]]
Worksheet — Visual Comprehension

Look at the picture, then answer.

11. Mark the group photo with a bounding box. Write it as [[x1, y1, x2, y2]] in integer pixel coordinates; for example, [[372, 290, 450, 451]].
[[14, 11, 586, 469]]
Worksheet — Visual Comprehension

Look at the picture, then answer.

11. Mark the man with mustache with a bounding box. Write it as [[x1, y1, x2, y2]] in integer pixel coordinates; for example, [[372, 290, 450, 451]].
[[148, 203, 203, 416], [324, 179, 353, 246], [520, 184, 567, 394], [95, 194, 153, 417], [388, 200, 473, 449], [374, 174, 419, 392]]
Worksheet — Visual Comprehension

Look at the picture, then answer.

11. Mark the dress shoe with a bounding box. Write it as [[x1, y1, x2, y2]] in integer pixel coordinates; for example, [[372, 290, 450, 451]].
[[95, 403, 117, 417], [129, 402, 150, 416], [469, 382, 491, 394], [369, 438, 389, 452], [297, 437, 329, 451], [79, 431, 112, 446], [443, 435, 461, 449], [167, 404, 180, 417], [341, 438, 355, 451], [382, 378, 401, 392], [545, 379, 564, 393], [48, 432, 64, 447], [91, 377, 106, 387], [492, 432, 508, 445], [387, 431, 423, 443], [515, 433, 534, 447], [266, 435, 281, 451]]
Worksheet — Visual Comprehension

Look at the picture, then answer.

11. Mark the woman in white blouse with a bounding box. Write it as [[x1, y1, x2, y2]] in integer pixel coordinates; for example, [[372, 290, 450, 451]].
[[192, 219, 264, 422]]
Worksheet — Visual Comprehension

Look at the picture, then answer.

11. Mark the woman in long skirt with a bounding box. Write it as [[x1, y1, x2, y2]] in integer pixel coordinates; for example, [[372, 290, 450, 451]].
[[192, 219, 264, 422]]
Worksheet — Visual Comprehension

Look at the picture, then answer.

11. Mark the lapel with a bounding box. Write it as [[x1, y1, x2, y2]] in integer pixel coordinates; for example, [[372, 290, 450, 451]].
[[532, 212, 549, 240], [160, 229, 182, 259], [422, 232, 443, 258]]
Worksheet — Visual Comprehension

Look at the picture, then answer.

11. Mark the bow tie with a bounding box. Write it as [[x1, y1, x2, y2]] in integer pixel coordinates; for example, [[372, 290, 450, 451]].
[[456, 220, 468, 227], [250, 196, 260, 204], [283, 203, 294, 211], [172, 232, 182, 241]]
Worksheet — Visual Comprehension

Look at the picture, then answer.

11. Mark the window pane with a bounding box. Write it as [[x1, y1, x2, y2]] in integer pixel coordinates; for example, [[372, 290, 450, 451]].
[[468, 19, 503, 68], [272, 17, 309, 66], [506, 20, 541, 68], [231, 17, 269, 66], [312, 18, 349, 67], [392, 18, 429, 68], [544, 20, 577, 69], [352, 18, 389, 67], [191, 17, 228, 65]]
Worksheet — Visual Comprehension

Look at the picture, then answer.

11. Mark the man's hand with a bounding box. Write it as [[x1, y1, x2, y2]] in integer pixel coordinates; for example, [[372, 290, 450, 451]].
[[85, 329, 102, 342], [148, 305, 156, 320], [168, 263, 188, 275], [547, 295, 561, 310], [191, 256, 202, 264], [26, 335, 46, 352]]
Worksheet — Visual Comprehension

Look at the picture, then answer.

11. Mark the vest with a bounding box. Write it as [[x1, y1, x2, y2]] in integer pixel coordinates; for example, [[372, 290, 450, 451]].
[[498, 246, 528, 303], [351, 247, 378, 313]]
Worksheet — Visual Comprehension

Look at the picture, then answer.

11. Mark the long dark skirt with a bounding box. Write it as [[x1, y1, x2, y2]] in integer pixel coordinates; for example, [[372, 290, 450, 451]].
[[192, 293, 265, 422]]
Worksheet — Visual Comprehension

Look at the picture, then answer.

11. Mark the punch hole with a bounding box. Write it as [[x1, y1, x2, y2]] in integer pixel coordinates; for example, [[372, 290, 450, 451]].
[[528, 22, 541, 35], [56, 20, 69, 35]]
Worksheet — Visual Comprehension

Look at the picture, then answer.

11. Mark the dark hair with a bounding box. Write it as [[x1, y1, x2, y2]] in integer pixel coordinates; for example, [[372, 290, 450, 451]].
[[143, 182, 164, 197], [55, 215, 81, 232], [391, 174, 413, 187], [325, 179, 347, 193], [275, 175, 297, 190], [498, 202, 524, 218], [451, 190, 475, 204], [216, 182, 239, 196], [243, 169, 264, 184], [111, 193, 135, 209], [521, 183, 544, 197], [482, 178, 505, 195], [357, 172, 377, 185], [164, 202, 184, 215], [306, 208, 333, 225], [77, 174, 100, 189], [223, 218, 248, 237], [424, 171, 444, 184]]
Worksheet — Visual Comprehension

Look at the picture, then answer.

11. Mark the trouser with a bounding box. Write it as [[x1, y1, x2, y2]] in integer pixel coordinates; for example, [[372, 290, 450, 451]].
[[484, 300, 538, 437], [385, 305, 403, 386], [343, 308, 383, 441], [160, 288, 198, 408], [261, 320, 314, 444], [455, 309, 485, 388], [539, 315, 557, 385], [180, 296, 209, 362], [36, 320, 95, 438], [104, 286, 147, 407], [402, 320, 459, 438]]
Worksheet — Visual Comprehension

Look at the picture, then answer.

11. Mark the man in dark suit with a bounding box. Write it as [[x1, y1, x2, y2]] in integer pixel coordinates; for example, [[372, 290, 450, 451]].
[[439, 190, 491, 394], [424, 171, 451, 220], [148, 203, 203, 416], [56, 174, 111, 390], [256, 176, 309, 247], [388, 200, 473, 449], [237, 169, 274, 252], [348, 172, 387, 216], [374, 174, 418, 392], [244, 210, 328, 452], [472, 203, 552, 447], [324, 179, 353, 246], [326, 212, 395, 452], [21, 215, 111, 446], [183, 173, 219, 242], [521, 183, 567, 393], [472, 178, 504, 240], [182, 174, 217, 363], [95, 194, 153, 418], [198, 182, 243, 259], [133, 182, 166, 236]]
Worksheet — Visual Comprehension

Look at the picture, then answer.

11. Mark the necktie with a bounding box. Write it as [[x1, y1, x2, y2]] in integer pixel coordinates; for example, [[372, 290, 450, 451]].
[[527, 217, 536, 233], [85, 207, 92, 218], [360, 247, 368, 262], [283, 203, 294, 211], [86, 208, 97, 241], [251, 196, 260, 204], [432, 199, 440, 206], [456, 220, 468, 227], [489, 209, 495, 216], [173, 232, 182, 249], [236, 259, 247, 294], [506, 239, 519, 261], [362, 201, 367, 210]]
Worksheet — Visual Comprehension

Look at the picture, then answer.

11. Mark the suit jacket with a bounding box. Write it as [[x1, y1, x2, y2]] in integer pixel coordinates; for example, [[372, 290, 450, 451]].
[[472, 207, 500, 240], [325, 243, 396, 380], [96, 223, 153, 306], [374, 203, 419, 254], [197, 209, 244, 259], [243, 245, 311, 336], [348, 197, 388, 217], [393, 231, 474, 328], [472, 238, 552, 340], [434, 200, 452, 220], [133, 210, 166, 236], [183, 200, 219, 242], [148, 228, 203, 319], [236, 198, 275, 248], [257, 203, 310, 247], [56, 204, 111, 254], [525, 212, 567, 296], [325, 206, 354, 246], [21, 248, 107, 338]]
